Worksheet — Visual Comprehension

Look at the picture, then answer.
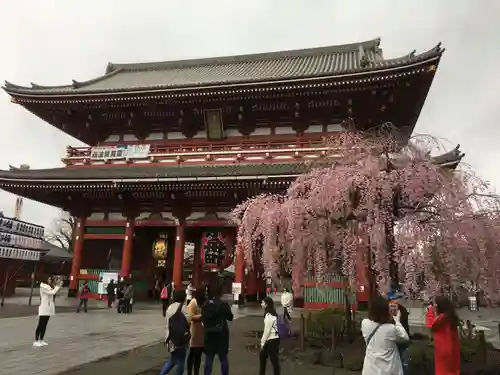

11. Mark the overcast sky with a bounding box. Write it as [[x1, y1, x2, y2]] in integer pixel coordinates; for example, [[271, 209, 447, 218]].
[[0, 0, 499, 229]]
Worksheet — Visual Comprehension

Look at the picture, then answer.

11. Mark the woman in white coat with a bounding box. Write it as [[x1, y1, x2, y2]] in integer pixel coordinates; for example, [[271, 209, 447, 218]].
[[33, 276, 63, 347], [361, 295, 409, 375]]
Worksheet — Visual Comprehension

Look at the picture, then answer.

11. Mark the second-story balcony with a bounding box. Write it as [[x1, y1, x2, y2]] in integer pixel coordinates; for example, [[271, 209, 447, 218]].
[[63, 137, 330, 167]]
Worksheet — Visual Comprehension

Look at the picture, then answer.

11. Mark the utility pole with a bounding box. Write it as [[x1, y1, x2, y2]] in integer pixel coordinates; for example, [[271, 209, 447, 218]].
[[10, 164, 30, 219]]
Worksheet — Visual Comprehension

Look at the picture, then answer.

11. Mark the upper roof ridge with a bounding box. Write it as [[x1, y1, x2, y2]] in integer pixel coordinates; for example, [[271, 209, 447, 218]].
[[106, 38, 382, 73]]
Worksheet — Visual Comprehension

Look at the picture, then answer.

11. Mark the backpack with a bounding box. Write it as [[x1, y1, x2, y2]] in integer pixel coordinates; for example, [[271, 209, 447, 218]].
[[168, 304, 191, 347], [203, 301, 227, 333], [276, 314, 289, 338], [160, 287, 168, 299]]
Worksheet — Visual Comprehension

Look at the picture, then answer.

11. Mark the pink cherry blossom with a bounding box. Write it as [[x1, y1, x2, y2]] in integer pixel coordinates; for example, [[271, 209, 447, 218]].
[[232, 129, 500, 303]]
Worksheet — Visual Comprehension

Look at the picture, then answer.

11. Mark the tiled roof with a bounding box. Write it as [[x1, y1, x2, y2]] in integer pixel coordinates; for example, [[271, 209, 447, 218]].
[[42, 241, 73, 261], [0, 163, 308, 182], [0, 145, 463, 185], [3, 38, 443, 96]]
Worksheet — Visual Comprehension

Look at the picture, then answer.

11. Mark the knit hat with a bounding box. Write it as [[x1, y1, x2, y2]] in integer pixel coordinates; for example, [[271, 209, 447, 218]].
[[387, 291, 404, 301]]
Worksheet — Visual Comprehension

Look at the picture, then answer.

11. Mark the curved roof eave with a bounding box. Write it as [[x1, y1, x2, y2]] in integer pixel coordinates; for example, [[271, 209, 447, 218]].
[[3, 68, 124, 94]]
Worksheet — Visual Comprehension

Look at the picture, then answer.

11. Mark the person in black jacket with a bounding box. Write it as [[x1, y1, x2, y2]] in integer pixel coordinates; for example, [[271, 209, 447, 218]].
[[201, 285, 233, 375], [116, 286, 125, 313], [106, 280, 116, 308]]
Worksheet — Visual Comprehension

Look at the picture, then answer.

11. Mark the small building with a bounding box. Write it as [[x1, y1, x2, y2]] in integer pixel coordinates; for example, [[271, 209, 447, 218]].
[[0, 215, 46, 298], [0, 38, 453, 306], [37, 242, 73, 284]]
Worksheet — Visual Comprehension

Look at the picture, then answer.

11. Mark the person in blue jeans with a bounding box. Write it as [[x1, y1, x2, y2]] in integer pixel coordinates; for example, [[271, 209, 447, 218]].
[[201, 285, 234, 375], [388, 291, 410, 375], [160, 290, 189, 375]]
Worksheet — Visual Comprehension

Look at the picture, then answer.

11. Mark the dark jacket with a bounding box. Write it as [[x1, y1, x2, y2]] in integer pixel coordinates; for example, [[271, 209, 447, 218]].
[[201, 299, 234, 356], [123, 285, 134, 299], [106, 282, 115, 296], [398, 304, 410, 337]]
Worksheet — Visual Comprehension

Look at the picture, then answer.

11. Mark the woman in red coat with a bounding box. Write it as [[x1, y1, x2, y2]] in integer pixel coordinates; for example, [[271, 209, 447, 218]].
[[426, 295, 461, 375]]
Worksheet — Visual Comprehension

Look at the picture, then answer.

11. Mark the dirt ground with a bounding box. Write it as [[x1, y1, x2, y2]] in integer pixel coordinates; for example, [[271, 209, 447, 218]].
[[57, 316, 359, 375]]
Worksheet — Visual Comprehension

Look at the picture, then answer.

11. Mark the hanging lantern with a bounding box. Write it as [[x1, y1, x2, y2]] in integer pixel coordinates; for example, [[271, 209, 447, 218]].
[[201, 230, 233, 270], [152, 233, 168, 261]]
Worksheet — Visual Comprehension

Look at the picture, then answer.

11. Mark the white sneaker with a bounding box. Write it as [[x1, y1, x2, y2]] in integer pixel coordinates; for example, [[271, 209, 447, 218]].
[[33, 341, 42, 347], [40, 341, 48, 346]]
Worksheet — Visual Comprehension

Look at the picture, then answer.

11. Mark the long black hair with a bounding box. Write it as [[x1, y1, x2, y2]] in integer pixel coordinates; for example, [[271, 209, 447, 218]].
[[435, 295, 461, 327], [262, 296, 278, 317], [172, 289, 186, 304], [193, 288, 206, 307]]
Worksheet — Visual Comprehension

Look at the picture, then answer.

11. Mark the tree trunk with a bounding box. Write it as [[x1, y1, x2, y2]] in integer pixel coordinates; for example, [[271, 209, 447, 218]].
[[366, 238, 377, 307], [385, 220, 399, 291], [343, 280, 354, 343]]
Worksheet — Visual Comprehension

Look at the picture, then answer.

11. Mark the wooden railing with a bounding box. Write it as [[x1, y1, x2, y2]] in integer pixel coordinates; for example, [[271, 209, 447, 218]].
[[65, 139, 327, 160]]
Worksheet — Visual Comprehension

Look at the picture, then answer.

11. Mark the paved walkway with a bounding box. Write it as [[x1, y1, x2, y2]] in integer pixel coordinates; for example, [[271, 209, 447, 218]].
[[58, 316, 352, 375], [2, 289, 499, 374], [0, 303, 257, 375]]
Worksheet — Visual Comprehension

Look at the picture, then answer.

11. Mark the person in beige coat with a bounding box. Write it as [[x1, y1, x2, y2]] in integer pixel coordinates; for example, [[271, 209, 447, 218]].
[[186, 288, 206, 375]]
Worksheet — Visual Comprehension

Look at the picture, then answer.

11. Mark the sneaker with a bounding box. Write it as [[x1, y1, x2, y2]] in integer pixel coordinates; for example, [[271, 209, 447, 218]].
[[40, 341, 48, 346], [33, 341, 42, 347]]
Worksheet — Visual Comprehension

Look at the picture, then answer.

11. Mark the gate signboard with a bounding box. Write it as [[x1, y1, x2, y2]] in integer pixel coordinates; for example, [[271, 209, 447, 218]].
[[90, 144, 150, 160]]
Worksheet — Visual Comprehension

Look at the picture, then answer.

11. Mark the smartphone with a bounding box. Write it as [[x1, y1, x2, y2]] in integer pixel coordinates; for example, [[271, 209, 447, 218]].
[[389, 303, 399, 316]]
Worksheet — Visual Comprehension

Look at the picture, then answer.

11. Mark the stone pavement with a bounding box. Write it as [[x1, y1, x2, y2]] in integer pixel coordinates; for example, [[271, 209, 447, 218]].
[[0, 303, 255, 375], [57, 316, 353, 375]]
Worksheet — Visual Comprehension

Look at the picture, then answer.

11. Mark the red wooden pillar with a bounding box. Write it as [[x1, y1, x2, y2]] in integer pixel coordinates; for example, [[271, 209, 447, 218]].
[[172, 222, 185, 289], [246, 266, 259, 302], [120, 219, 135, 279], [292, 263, 305, 308], [193, 244, 202, 288], [69, 216, 86, 291]]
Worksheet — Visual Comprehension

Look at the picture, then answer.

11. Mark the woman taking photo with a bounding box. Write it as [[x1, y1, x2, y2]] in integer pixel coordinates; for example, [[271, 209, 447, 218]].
[[186, 289, 205, 375], [426, 295, 460, 375], [33, 276, 63, 347], [259, 296, 281, 375], [361, 294, 409, 375]]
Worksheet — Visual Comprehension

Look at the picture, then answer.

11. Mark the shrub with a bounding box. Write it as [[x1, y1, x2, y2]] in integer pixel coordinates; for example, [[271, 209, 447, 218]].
[[407, 333, 490, 372], [305, 308, 353, 347]]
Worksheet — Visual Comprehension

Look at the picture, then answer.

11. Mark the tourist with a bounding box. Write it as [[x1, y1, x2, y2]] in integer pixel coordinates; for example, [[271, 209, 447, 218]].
[[76, 280, 89, 313], [161, 281, 171, 317], [186, 280, 195, 304], [388, 291, 410, 374], [426, 295, 460, 375], [201, 285, 233, 375], [117, 285, 125, 313], [33, 276, 63, 347], [154, 277, 161, 303], [259, 296, 281, 375], [280, 288, 293, 321], [160, 289, 190, 375], [123, 281, 134, 314], [186, 288, 206, 375], [106, 279, 116, 308], [361, 294, 409, 375]]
